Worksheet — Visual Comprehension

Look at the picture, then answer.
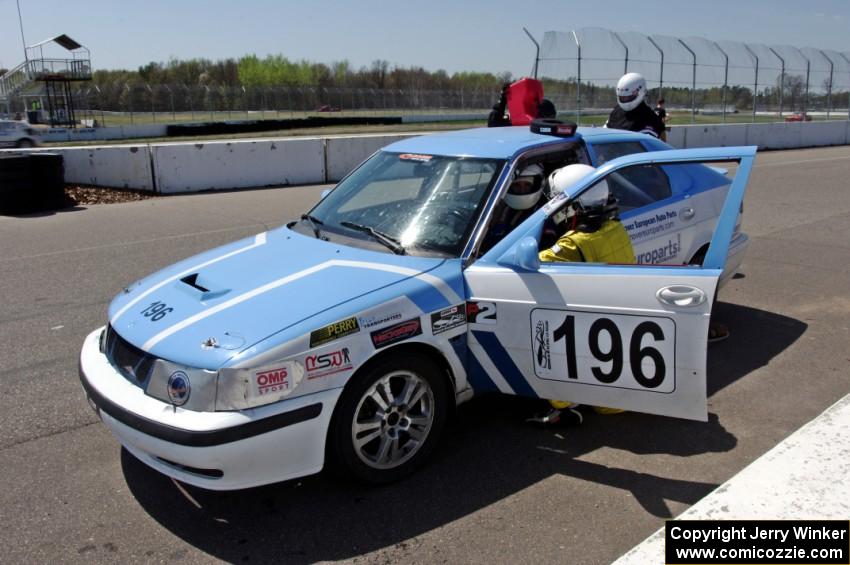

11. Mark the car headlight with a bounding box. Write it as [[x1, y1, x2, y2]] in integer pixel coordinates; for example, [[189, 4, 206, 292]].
[[216, 361, 305, 411], [145, 362, 218, 411]]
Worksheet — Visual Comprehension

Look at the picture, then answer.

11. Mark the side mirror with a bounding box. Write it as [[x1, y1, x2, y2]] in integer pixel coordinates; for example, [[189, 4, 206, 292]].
[[497, 236, 540, 272], [320, 189, 332, 199]]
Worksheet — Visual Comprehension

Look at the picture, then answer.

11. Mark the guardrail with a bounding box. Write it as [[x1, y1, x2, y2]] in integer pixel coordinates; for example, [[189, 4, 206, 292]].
[[2, 121, 849, 193]]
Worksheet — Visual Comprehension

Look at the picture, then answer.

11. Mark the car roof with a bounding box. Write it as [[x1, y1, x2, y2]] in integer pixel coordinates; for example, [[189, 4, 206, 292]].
[[383, 125, 643, 159]]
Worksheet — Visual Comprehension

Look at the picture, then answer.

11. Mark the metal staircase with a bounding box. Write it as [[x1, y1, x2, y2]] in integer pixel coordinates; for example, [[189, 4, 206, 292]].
[[0, 60, 37, 101]]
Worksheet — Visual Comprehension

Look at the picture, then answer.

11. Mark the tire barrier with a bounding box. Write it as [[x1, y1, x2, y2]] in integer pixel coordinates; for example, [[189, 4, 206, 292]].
[[165, 116, 403, 138], [0, 152, 64, 214]]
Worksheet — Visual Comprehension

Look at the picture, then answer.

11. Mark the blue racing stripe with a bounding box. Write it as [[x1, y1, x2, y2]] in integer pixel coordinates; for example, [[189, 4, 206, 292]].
[[472, 330, 538, 398], [466, 352, 502, 394]]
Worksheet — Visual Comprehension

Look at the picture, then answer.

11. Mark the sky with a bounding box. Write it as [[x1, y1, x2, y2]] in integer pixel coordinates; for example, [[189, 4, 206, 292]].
[[1, 0, 849, 76]]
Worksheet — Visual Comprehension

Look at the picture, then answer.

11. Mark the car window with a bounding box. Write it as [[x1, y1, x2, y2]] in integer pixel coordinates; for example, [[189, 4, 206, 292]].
[[592, 141, 646, 165], [608, 164, 673, 212], [308, 151, 504, 256], [589, 142, 673, 211]]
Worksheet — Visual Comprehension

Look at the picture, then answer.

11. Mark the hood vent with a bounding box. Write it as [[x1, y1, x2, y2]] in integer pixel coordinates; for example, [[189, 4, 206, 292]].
[[181, 273, 209, 292]]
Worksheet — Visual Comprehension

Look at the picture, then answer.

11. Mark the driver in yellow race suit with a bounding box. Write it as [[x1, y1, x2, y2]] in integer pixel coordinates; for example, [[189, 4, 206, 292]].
[[529, 164, 636, 426]]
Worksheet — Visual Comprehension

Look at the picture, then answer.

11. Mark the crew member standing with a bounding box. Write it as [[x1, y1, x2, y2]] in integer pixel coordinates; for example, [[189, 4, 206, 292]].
[[606, 72, 665, 138], [655, 97, 668, 141]]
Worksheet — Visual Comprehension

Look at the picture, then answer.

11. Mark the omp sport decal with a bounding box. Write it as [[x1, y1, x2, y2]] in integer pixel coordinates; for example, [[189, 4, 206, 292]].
[[471, 330, 538, 398], [111, 232, 268, 325], [141, 259, 459, 351]]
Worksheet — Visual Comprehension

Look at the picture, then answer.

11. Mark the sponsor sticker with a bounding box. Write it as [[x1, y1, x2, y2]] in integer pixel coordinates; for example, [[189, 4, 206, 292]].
[[254, 366, 292, 396], [310, 316, 360, 347], [534, 319, 551, 371], [371, 318, 422, 349], [358, 311, 402, 329], [466, 301, 497, 324], [430, 304, 466, 335], [398, 153, 433, 162], [305, 347, 353, 379]]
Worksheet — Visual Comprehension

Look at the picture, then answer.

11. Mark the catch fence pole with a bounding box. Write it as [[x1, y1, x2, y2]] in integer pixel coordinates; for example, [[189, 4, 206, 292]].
[[613, 32, 629, 74], [744, 45, 759, 122], [714, 42, 729, 122], [647, 36, 664, 100], [678, 39, 697, 123], [768, 47, 785, 119], [572, 30, 582, 124], [821, 50, 833, 119], [840, 53, 850, 120], [523, 28, 540, 79]]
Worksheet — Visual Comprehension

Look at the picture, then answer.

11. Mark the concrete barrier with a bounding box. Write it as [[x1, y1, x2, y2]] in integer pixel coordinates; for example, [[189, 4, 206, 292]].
[[151, 138, 325, 194], [665, 127, 686, 148], [679, 123, 749, 148], [325, 134, 417, 182], [12, 120, 848, 194], [799, 121, 847, 147], [61, 145, 154, 189], [745, 121, 803, 150], [1, 145, 154, 190]]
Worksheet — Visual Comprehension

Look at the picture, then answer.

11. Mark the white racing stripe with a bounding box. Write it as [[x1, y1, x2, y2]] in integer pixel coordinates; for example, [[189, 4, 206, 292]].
[[141, 259, 461, 351], [111, 232, 268, 325]]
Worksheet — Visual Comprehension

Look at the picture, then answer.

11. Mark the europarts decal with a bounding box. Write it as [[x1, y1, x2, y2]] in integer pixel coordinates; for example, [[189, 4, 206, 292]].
[[310, 317, 360, 347], [624, 210, 678, 241], [305, 347, 353, 379], [371, 318, 422, 349], [636, 233, 682, 264]]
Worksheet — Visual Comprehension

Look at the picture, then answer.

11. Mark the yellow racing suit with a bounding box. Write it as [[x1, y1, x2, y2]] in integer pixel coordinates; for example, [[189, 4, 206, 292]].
[[540, 219, 636, 414]]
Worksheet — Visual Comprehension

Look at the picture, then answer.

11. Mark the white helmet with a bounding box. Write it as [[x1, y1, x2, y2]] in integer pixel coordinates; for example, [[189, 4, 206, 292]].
[[616, 72, 647, 112], [546, 164, 610, 224], [504, 163, 544, 210]]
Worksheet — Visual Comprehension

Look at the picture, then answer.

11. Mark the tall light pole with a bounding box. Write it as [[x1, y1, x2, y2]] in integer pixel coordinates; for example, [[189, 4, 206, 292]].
[[17, 0, 28, 62]]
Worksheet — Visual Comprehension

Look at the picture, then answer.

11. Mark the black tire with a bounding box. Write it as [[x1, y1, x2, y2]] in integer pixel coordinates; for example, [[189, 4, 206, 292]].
[[327, 351, 449, 484], [688, 245, 709, 266], [15, 139, 34, 148]]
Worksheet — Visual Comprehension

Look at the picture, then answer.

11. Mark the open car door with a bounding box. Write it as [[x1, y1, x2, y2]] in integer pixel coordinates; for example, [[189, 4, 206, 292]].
[[464, 147, 756, 421]]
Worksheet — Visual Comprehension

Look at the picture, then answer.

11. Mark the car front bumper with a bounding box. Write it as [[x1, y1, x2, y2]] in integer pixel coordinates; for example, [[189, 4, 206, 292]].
[[79, 328, 342, 490]]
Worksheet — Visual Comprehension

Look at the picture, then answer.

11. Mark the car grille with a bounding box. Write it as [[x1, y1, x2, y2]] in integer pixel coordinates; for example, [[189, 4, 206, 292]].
[[104, 325, 157, 386]]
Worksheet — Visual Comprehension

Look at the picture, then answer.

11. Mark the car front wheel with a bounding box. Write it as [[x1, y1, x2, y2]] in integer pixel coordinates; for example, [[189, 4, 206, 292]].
[[327, 351, 449, 483]]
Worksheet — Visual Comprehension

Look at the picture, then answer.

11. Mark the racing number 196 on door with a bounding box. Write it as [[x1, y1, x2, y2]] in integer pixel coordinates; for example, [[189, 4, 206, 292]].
[[531, 309, 676, 393]]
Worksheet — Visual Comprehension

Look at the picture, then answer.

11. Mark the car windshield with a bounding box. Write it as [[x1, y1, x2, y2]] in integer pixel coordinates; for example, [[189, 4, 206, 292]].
[[305, 151, 505, 256]]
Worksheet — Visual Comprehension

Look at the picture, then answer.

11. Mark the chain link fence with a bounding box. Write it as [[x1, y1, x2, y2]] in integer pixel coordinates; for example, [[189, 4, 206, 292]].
[[5, 26, 848, 127], [7, 83, 498, 126], [537, 27, 850, 124]]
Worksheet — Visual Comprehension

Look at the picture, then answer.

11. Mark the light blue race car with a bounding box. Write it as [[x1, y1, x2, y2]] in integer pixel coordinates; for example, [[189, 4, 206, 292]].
[[80, 124, 756, 489]]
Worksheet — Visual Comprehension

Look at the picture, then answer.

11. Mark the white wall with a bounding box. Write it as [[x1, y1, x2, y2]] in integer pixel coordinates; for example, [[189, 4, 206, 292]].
[[325, 134, 416, 182], [679, 124, 749, 148], [151, 138, 325, 194], [7, 120, 849, 193], [0, 145, 154, 190]]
